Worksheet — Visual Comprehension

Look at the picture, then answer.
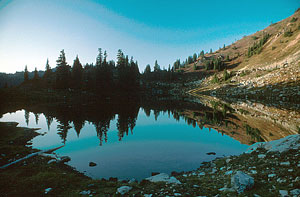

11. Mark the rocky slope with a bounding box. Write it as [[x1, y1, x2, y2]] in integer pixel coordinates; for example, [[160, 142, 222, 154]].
[[188, 8, 300, 101]]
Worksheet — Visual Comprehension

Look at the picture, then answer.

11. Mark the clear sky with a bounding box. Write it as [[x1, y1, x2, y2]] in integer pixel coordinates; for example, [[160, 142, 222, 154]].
[[0, 0, 299, 73]]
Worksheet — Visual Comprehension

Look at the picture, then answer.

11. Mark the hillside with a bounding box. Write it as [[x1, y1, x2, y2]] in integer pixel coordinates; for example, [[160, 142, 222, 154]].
[[185, 8, 300, 101]]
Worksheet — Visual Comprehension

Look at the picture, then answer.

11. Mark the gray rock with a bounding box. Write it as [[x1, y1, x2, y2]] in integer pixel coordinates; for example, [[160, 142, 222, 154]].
[[57, 156, 71, 163], [145, 173, 181, 184], [279, 190, 288, 197], [290, 189, 300, 196], [268, 174, 276, 178], [280, 161, 290, 166], [231, 171, 254, 193], [225, 170, 233, 175], [79, 190, 91, 195], [47, 159, 57, 164], [257, 154, 266, 159], [45, 188, 52, 194], [117, 186, 132, 195]]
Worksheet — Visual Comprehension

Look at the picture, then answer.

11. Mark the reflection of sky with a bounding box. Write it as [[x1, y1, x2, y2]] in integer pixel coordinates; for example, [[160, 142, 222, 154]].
[[0, 109, 248, 180]]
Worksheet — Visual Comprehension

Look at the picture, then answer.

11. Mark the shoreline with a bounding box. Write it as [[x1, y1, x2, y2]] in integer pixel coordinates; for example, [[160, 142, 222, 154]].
[[1, 121, 299, 196]]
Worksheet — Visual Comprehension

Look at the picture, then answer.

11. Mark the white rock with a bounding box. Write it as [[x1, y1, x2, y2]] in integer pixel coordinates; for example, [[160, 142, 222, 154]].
[[144, 194, 153, 197], [257, 154, 266, 159], [246, 135, 300, 153], [226, 158, 231, 163], [198, 172, 205, 176], [44, 188, 52, 194], [279, 190, 288, 197], [117, 186, 132, 195], [231, 171, 254, 194], [145, 173, 181, 184], [174, 193, 181, 196], [79, 190, 91, 195]]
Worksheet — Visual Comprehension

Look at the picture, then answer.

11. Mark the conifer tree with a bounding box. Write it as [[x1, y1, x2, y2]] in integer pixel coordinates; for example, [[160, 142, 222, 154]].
[[71, 55, 83, 89], [24, 65, 29, 82], [33, 67, 39, 80], [154, 60, 160, 72], [56, 49, 70, 89]]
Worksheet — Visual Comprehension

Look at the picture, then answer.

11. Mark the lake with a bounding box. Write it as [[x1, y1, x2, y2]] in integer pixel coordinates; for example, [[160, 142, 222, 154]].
[[0, 99, 251, 180]]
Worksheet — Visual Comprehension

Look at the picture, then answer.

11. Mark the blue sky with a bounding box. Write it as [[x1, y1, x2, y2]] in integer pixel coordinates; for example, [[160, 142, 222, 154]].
[[0, 0, 299, 73]]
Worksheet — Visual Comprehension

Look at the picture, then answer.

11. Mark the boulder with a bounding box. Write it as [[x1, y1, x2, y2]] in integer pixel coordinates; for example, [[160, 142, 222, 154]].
[[145, 173, 181, 184], [89, 162, 97, 167], [231, 171, 254, 193], [117, 186, 132, 195], [246, 134, 300, 153]]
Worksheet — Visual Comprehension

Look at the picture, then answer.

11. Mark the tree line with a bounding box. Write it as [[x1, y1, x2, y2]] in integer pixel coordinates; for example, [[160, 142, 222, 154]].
[[23, 49, 140, 93]]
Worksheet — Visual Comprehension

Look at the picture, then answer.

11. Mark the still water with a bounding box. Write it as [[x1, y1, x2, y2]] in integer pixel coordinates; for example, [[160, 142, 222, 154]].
[[1, 108, 248, 180]]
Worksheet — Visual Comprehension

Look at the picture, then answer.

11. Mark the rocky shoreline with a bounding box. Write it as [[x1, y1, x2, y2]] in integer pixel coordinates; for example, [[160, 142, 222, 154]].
[[0, 122, 299, 196]]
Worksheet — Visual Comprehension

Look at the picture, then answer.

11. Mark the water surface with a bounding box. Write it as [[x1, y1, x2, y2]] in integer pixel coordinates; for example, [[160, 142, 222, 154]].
[[1, 106, 248, 180]]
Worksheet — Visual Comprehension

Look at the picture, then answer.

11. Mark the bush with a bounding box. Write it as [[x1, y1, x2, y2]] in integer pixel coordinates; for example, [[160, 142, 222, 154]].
[[211, 73, 219, 84], [290, 17, 298, 22], [272, 46, 276, 50], [284, 30, 293, 37]]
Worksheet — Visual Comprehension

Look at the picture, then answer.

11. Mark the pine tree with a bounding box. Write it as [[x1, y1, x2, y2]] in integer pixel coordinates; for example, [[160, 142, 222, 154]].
[[154, 60, 160, 72], [144, 64, 151, 74], [55, 49, 70, 89], [24, 65, 29, 82], [200, 50, 205, 57], [71, 55, 83, 89], [33, 67, 39, 80]]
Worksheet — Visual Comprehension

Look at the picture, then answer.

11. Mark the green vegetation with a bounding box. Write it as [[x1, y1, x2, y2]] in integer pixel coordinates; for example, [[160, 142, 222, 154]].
[[247, 33, 270, 57], [284, 29, 293, 37], [244, 124, 264, 142], [290, 17, 298, 22], [223, 69, 230, 81], [211, 73, 219, 84]]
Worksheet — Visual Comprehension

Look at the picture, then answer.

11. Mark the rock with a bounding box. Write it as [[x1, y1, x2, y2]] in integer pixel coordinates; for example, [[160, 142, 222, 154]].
[[277, 178, 286, 183], [44, 188, 52, 194], [268, 174, 276, 178], [174, 193, 181, 196], [257, 154, 266, 159], [58, 156, 71, 163], [231, 171, 254, 193], [246, 135, 300, 153], [226, 158, 231, 163], [145, 173, 181, 184], [89, 162, 97, 167], [128, 178, 136, 184], [279, 190, 288, 197], [144, 194, 153, 197], [151, 172, 160, 176], [290, 189, 300, 196], [250, 170, 257, 174], [198, 172, 205, 176], [117, 186, 132, 195], [280, 162, 290, 166], [47, 159, 57, 164], [225, 170, 233, 175], [79, 190, 91, 195], [206, 152, 216, 155], [218, 187, 235, 192]]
